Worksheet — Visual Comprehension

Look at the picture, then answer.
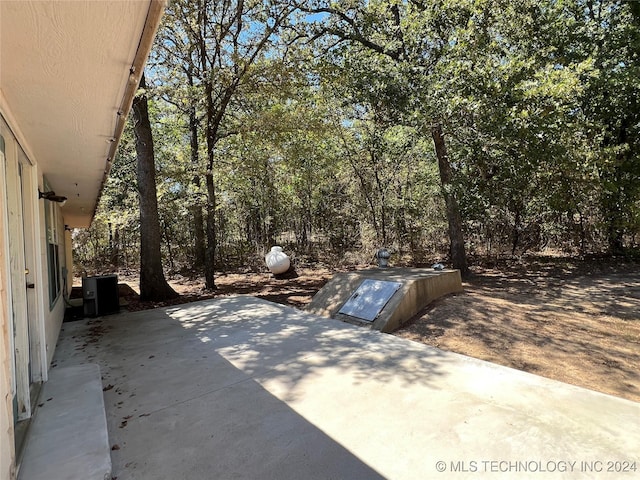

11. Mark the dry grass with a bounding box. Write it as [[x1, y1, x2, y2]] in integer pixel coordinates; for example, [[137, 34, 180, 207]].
[[395, 261, 640, 403]]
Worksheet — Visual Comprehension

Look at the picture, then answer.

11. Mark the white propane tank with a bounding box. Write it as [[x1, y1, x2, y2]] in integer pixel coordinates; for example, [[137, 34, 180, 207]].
[[265, 246, 290, 275]]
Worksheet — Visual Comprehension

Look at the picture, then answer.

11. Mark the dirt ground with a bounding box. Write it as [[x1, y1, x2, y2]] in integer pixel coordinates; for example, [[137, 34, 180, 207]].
[[396, 260, 640, 404], [114, 259, 639, 403]]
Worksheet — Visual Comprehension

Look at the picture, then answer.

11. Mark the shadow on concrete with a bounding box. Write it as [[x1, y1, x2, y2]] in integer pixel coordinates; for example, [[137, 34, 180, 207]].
[[52, 297, 449, 479], [398, 269, 640, 401], [52, 295, 640, 479]]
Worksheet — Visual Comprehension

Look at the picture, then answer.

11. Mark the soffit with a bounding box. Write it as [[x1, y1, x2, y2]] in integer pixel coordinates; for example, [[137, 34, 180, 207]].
[[0, 0, 155, 227]]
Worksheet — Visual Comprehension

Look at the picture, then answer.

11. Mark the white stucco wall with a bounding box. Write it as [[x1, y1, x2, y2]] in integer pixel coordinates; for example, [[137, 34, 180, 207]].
[[65, 230, 73, 297], [42, 210, 66, 368], [0, 106, 68, 477]]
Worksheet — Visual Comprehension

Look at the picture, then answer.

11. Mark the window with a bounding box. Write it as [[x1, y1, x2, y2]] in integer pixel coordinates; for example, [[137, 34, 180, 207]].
[[44, 179, 61, 308]]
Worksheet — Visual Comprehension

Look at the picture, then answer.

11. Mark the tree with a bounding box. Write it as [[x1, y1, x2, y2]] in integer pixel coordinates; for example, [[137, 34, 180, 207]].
[[132, 73, 179, 301], [151, 4, 207, 268], [155, 0, 296, 289], [79, 0, 640, 277], [574, 0, 640, 253], [296, 0, 470, 274], [429, 0, 594, 255]]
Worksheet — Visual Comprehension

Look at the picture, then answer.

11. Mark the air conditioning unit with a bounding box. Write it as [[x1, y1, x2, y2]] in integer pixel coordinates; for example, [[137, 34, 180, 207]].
[[83, 274, 119, 317]]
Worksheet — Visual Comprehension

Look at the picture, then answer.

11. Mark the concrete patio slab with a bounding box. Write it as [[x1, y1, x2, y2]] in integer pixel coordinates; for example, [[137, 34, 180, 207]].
[[52, 296, 639, 479]]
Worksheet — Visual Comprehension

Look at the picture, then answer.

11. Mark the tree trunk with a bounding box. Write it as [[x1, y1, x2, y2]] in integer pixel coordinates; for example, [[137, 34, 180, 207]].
[[190, 120, 206, 269], [600, 123, 629, 256], [604, 196, 625, 255], [188, 78, 206, 268], [203, 78, 218, 290], [108, 222, 119, 268], [132, 73, 179, 301], [162, 220, 175, 272], [204, 170, 217, 289], [511, 206, 521, 256], [431, 123, 469, 277], [192, 198, 206, 267]]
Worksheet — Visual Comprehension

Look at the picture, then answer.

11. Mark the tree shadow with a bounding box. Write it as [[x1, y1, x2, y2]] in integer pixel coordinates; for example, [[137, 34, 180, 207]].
[[52, 297, 452, 478], [397, 266, 640, 402]]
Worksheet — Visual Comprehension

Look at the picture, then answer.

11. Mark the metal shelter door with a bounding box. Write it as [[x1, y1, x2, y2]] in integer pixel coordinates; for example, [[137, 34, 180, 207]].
[[338, 279, 403, 322]]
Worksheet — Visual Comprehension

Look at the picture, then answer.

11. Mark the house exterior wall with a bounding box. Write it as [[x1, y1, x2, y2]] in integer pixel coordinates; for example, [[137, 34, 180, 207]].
[[0, 105, 68, 479], [42, 200, 66, 367], [0, 2, 165, 476], [65, 230, 73, 297]]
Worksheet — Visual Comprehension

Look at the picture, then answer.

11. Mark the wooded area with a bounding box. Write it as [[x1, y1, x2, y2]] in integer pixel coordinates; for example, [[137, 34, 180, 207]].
[[73, 0, 640, 287]]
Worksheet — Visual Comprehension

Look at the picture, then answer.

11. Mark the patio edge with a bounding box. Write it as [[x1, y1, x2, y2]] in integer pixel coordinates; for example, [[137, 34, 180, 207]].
[[18, 364, 111, 480]]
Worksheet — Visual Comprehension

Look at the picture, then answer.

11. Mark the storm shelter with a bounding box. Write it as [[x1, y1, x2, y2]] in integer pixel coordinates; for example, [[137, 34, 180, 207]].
[[306, 268, 463, 333]]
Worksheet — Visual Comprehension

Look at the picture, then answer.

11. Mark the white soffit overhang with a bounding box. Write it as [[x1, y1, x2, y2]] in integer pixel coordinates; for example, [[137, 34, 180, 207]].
[[0, 0, 165, 228]]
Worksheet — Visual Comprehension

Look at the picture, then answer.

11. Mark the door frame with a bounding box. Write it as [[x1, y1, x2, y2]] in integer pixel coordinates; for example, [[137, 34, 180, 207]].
[[0, 134, 17, 475], [1, 126, 46, 423], [19, 147, 46, 385], [2, 132, 30, 420]]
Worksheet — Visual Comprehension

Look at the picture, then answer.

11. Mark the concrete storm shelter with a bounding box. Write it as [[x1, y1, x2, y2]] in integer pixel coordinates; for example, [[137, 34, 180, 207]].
[[0, 2, 166, 478], [306, 268, 463, 332]]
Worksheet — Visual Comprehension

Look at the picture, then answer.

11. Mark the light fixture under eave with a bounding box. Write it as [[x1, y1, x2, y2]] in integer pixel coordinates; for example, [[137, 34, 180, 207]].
[[39, 190, 67, 204]]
